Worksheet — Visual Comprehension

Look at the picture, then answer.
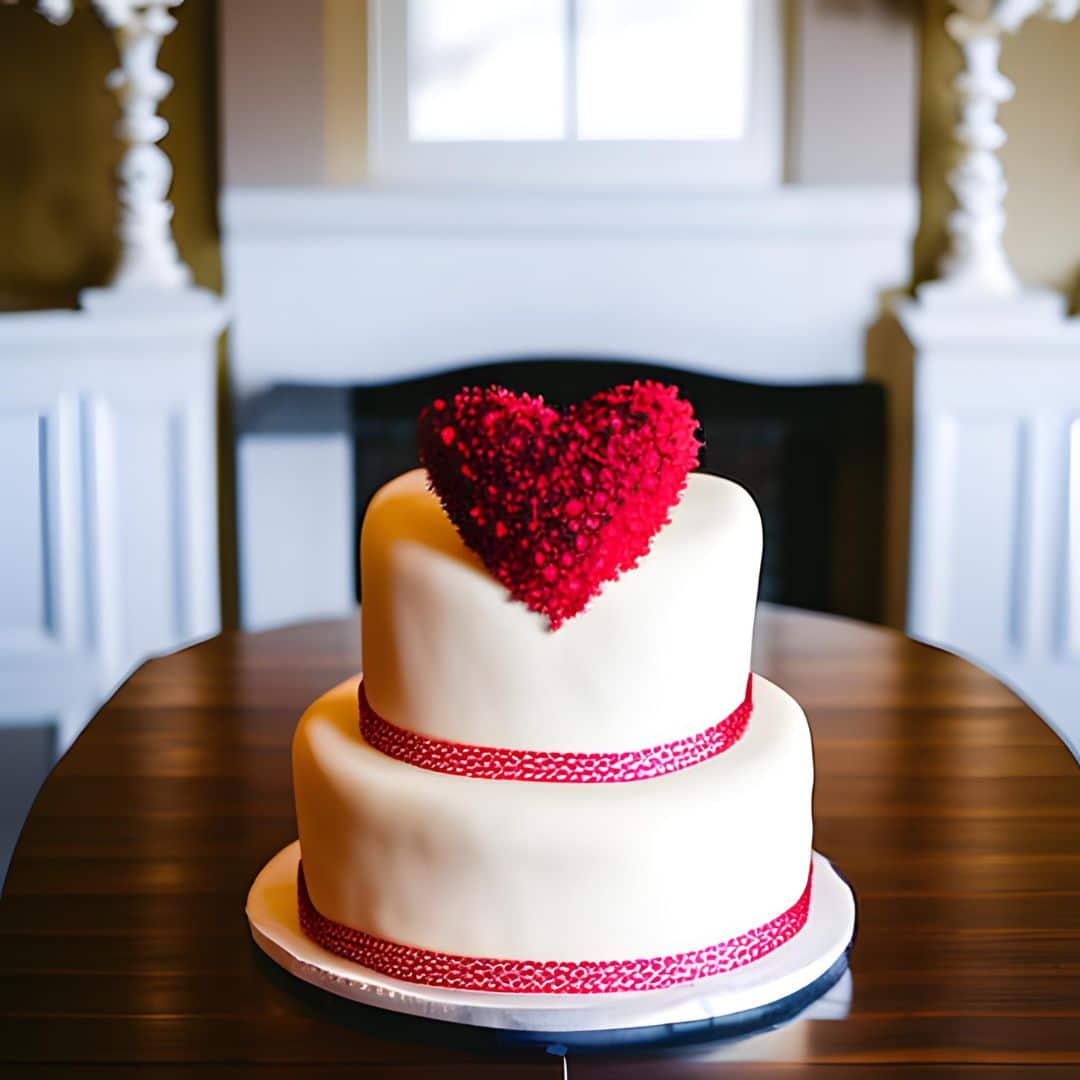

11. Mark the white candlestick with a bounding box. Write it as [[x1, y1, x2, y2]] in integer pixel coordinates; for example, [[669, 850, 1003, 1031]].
[[925, 0, 1080, 302], [100, 0, 192, 290]]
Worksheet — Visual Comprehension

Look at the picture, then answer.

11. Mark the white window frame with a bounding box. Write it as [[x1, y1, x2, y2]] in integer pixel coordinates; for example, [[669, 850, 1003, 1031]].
[[368, 0, 785, 189]]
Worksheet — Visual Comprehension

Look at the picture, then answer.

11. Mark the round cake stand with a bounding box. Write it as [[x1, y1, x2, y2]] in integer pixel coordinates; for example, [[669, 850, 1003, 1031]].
[[246, 843, 855, 1049]]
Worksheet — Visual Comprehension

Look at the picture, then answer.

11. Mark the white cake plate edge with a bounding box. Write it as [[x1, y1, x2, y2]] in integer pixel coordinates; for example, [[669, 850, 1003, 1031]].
[[246, 842, 854, 1034]]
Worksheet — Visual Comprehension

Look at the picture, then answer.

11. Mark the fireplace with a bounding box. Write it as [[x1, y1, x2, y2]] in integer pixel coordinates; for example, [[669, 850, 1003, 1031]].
[[348, 359, 886, 623], [224, 184, 914, 631]]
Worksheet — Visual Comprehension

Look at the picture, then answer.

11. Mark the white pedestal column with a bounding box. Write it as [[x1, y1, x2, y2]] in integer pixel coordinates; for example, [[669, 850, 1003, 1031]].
[[0, 291, 226, 751], [896, 298, 1080, 755]]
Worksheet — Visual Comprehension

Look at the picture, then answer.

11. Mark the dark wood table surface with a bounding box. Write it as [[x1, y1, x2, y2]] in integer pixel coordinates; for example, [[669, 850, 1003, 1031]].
[[1, 605, 1078, 1077]]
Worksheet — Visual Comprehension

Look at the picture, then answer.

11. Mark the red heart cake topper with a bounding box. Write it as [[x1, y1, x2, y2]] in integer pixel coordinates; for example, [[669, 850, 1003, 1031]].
[[417, 381, 701, 629]]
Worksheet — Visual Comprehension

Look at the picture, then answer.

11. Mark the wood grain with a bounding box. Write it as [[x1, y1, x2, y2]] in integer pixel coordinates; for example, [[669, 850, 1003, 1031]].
[[0, 605, 1077, 1075]]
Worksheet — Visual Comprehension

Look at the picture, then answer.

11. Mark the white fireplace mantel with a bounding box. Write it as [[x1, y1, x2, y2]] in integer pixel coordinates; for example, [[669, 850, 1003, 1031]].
[[223, 181, 917, 629], [224, 183, 917, 396]]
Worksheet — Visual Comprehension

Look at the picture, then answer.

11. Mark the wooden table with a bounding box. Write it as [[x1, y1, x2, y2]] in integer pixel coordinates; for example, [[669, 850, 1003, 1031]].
[[1, 606, 1078, 1077]]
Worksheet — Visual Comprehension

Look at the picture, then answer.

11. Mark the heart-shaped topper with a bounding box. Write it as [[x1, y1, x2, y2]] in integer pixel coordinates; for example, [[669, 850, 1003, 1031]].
[[417, 381, 701, 629]]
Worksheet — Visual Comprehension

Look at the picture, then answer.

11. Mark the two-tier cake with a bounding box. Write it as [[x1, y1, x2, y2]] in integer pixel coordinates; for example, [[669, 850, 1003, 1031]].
[[285, 382, 823, 998]]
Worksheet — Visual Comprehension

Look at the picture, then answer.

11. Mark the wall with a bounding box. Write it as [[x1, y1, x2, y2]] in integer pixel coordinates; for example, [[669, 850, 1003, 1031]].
[[790, 0, 918, 184], [220, 0, 367, 186], [0, 5, 114, 309], [916, 1, 1080, 298]]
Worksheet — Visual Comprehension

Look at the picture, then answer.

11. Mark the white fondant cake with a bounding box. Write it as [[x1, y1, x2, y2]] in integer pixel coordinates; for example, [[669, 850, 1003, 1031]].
[[295, 672, 812, 962], [292, 465, 817, 986], [360, 469, 762, 752]]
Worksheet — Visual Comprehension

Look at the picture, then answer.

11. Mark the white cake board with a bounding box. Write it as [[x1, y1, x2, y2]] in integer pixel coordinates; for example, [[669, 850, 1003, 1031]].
[[246, 843, 855, 1036]]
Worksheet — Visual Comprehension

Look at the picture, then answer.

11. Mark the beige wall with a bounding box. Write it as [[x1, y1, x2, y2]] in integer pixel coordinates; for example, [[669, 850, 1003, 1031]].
[[916, 1, 1080, 299], [220, 0, 326, 186], [220, 0, 368, 186], [790, 0, 917, 185], [0, 7, 115, 309]]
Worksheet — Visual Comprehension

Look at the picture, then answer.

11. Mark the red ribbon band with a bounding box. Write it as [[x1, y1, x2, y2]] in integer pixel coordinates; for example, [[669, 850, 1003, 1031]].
[[359, 673, 753, 783], [298, 862, 812, 995]]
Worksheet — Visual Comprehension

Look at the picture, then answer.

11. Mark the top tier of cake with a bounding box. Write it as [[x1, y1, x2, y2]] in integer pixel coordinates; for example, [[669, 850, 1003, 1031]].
[[360, 468, 762, 753]]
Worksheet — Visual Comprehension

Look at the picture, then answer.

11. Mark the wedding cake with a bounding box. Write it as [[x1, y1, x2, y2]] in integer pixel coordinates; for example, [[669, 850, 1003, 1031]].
[[291, 382, 815, 995]]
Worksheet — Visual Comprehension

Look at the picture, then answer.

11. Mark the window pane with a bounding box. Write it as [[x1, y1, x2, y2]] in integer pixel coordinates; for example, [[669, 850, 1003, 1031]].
[[576, 0, 750, 141], [408, 0, 567, 141]]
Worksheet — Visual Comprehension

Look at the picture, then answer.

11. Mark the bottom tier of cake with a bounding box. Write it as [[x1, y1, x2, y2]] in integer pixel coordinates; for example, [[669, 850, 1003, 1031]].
[[293, 673, 814, 976]]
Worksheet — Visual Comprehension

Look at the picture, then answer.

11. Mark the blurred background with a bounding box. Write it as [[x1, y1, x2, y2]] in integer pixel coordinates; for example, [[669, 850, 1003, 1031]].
[[2, 0, 1080, 884]]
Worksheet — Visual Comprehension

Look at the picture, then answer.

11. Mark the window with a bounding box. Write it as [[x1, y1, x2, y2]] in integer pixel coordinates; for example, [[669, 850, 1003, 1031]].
[[370, 0, 783, 188]]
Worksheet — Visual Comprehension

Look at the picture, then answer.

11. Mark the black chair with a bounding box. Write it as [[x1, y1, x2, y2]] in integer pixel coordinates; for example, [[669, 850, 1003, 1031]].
[[350, 358, 886, 623]]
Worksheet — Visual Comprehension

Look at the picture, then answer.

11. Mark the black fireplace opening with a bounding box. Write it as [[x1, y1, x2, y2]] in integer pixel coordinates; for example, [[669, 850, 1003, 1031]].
[[348, 358, 886, 624]]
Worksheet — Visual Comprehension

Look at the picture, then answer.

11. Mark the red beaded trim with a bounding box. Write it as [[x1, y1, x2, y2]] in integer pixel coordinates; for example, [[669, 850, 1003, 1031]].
[[298, 863, 812, 994], [359, 674, 753, 783]]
